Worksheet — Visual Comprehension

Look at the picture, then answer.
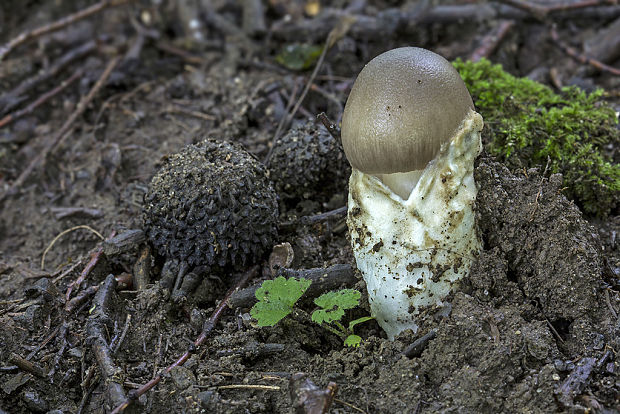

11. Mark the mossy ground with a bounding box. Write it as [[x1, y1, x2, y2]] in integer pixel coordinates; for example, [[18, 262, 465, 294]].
[[454, 59, 619, 216]]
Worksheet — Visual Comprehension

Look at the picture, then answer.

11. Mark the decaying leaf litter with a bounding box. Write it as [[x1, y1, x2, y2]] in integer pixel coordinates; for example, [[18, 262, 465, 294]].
[[0, 0, 619, 413]]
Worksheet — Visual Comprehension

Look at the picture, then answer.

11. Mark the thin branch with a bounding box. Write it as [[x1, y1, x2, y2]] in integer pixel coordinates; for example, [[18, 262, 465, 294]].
[[87, 275, 128, 408], [0, 39, 98, 115], [316, 112, 341, 143], [496, 0, 613, 19], [0, 56, 121, 204], [470, 20, 515, 62], [65, 231, 115, 302], [0, 0, 131, 61], [550, 24, 620, 76], [0, 69, 82, 128]]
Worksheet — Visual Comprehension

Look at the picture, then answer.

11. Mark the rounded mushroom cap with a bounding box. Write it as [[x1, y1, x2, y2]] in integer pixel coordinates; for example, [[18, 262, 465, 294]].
[[341, 47, 474, 174]]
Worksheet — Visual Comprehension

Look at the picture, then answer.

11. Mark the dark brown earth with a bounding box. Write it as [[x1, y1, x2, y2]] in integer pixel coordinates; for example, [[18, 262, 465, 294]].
[[0, 1, 619, 413]]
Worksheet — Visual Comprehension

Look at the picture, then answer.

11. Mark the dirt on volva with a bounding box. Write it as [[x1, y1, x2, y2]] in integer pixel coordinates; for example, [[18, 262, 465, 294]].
[[0, 1, 619, 413]]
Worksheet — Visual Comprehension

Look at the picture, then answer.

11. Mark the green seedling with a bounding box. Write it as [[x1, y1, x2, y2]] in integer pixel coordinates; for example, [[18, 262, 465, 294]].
[[311, 289, 374, 347], [250, 276, 373, 347]]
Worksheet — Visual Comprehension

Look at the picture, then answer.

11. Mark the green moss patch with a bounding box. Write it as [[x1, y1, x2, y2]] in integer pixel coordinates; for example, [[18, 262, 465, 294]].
[[454, 58, 619, 216]]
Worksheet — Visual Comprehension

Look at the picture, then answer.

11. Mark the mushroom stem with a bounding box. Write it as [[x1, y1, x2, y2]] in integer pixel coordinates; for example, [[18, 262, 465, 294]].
[[375, 170, 424, 200], [347, 110, 483, 340]]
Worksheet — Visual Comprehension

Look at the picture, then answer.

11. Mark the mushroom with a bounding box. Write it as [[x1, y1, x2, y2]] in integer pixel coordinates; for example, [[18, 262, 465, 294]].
[[342, 47, 484, 340]]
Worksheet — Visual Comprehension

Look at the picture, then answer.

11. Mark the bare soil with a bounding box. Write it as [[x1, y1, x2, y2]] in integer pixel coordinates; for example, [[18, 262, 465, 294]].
[[0, 1, 619, 413]]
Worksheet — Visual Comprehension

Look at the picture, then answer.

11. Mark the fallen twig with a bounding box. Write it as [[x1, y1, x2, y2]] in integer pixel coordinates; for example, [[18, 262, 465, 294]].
[[0, 39, 99, 115], [316, 112, 341, 143], [0, 56, 121, 204], [300, 206, 347, 225], [65, 284, 100, 313], [111, 314, 132, 354], [87, 274, 128, 408], [0, 68, 83, 129], [51, 207, 104, 221], [26, 325, 61, 360], [215, 342, 285, 358], [550, 24, 620, 76], [109, 265, 259, 413], [131, 246, 151, 291], [102, 229, 145, 257], [0, 0, 131, 61], [47, 322, 69, 379], [470, 20, 515, 62], [401, 330, 437, 359], [497, 0, 614, 19], [65, 231, 115, 301], [271, 4, 620, 43], [9, 352, 47, 378]]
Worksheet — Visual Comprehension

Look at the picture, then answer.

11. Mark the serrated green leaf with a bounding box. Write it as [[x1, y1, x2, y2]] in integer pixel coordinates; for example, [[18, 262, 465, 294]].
[[311, 308, 340, 325], [312, 289, 361, 324], [344, 335, 362, 347], [250, 300, 291, 327], [250, 276, 311, 327], [275, 43, 323, 71], [315, 289, 360, 310]]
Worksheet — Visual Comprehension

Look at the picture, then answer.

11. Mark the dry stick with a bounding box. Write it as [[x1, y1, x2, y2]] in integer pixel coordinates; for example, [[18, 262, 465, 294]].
[[52, 257, 85, 283], [8, 353, 47, 377], [111, 314, 132, 354], [65, 231, 116, 302], [218, 384, 280, 391], [0, 0, 131, 61], [155, 41, 208, 65], [109, 265, 259, 414], [272, 4, 620, 44], [65, 284, 100, 313], [47, 322, 69, 379], [549, 25, 620, 76], [469, 20, 515, 62], [263, 81, 300, 164], [0, 39, 97, 115], [26, 325, 61, 360], [0, 56, 121, 205], [316, 112, 341, 142], [0, 69, 82, 128], [497, 0, 611, 19], [299, 205, 347, 225], [87, 275, 128, 408]]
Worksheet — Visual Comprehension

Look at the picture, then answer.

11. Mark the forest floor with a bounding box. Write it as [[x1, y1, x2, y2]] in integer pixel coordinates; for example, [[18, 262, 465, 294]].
[[0, 1, 619, 413]]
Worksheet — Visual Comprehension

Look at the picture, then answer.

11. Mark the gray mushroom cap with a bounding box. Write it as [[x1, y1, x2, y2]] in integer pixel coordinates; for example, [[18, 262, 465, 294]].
[[341, 47, 474, 174]]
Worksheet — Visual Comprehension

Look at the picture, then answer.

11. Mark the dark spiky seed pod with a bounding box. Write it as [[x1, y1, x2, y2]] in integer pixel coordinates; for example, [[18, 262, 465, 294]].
[[143, 139, 278, 270], [269, 121, 351, 200]]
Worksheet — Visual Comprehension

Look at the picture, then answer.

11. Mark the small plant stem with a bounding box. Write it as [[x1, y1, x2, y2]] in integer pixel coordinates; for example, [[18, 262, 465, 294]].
[[333, 321, 348, 334], [321, 324, 346, 339]]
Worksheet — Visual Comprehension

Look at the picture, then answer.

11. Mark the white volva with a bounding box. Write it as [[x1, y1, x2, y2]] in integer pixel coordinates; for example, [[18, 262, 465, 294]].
[[347, 110, 483, 340]]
